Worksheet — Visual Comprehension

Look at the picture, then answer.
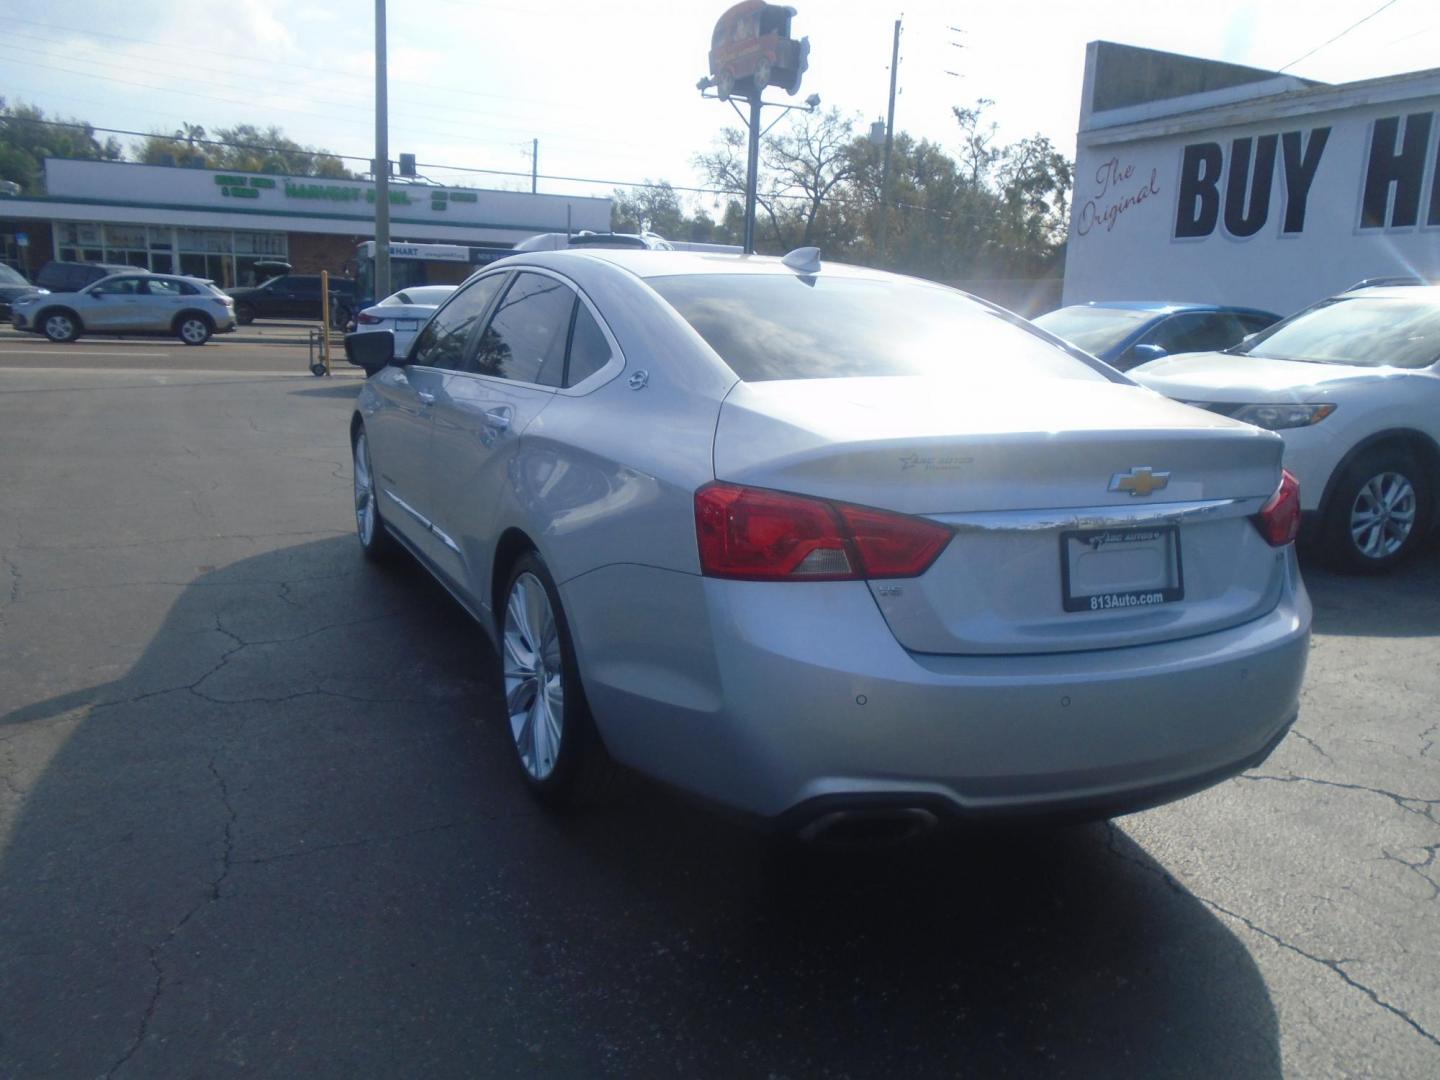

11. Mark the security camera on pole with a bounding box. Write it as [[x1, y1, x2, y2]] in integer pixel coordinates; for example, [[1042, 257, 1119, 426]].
[[697, 2, 816, 255]]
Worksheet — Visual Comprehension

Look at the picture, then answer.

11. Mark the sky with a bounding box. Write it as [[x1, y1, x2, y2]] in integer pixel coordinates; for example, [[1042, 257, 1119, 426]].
[[5, 0, 1440, 206]]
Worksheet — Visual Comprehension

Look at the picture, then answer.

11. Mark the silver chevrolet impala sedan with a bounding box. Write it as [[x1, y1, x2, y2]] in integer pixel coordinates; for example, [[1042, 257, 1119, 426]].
[[346, 249, 1311, 839]]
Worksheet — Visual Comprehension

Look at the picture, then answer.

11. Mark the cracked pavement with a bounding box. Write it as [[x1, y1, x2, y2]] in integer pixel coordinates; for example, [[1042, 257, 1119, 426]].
[[0, 363, 1437, 1078]]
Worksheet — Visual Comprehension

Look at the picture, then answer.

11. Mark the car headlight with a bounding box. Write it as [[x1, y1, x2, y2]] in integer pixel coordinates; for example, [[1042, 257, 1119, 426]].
[[1230, 403, 1337, 430]]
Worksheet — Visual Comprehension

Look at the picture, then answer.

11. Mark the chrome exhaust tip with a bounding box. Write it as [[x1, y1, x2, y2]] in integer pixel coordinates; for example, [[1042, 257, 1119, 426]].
[[796, 806, 939, 847]]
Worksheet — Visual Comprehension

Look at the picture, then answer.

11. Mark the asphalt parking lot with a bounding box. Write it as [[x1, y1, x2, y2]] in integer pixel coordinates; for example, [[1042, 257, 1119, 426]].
[[0, 341, 1437, 1078]]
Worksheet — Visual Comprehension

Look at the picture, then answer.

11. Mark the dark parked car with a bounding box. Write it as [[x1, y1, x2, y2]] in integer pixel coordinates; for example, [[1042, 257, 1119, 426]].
[[225, 274, 356, 324], [1033, 301, 1281, 371], [34, 260, 133, 294], [0, 263, 45, 319]]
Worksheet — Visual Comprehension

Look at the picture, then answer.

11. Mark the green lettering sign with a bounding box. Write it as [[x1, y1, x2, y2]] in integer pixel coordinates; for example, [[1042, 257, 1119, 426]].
[[450, 191, 478, 203], [249, 177, 276, 189], [215, 175, 247, 186]]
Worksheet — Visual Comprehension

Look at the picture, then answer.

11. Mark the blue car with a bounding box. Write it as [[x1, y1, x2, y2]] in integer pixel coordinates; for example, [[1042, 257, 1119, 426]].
[[1033, 301, 1281, 371]]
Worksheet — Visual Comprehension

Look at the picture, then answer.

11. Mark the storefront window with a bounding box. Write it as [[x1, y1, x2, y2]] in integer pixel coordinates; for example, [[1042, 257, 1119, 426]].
[[53, 222, 284, 286], [104, 225, 146, 249]]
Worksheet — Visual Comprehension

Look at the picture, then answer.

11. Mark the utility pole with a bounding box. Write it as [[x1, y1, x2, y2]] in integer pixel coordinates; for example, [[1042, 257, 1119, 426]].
[[742, 93, 762, 254], [373, 0, 391, 301], [875, 17, 901, 263]]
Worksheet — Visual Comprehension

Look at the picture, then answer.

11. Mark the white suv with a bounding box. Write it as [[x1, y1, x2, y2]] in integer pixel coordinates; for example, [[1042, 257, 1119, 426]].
[[1132, 285, 1440, 573], [12, 272, 236, 345]]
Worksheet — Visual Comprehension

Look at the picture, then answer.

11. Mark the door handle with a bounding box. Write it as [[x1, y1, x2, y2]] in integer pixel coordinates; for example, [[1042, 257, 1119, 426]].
[[416, 390, 436, 405], [483, 406, 513, 430]]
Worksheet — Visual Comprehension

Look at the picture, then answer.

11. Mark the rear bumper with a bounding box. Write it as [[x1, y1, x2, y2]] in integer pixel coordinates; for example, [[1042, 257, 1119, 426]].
[[566, 552, 1311, 823]]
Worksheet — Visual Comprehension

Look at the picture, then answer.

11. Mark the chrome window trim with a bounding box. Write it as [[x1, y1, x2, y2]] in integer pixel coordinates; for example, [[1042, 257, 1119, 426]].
[[930, 496, 1268, 533]]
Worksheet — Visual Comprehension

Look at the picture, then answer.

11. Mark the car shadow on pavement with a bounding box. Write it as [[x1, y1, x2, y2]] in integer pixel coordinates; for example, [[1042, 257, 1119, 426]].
[[1298, 541, 1440, 637], [0, 537, 1281, 1078]]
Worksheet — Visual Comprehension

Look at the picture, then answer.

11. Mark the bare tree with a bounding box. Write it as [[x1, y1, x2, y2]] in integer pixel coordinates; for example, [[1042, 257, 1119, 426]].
[[952, 98, 999, 188], [694, 108, 858, 251]]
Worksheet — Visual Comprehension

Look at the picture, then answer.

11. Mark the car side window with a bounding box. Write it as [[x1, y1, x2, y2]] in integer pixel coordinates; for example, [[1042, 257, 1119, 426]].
[[142, 279, 182, 297], [472, 272, 573, 387], [409, 273, 507, 371], [1146, 313, 1242, 355], [96, 278, 142, 296], [565, 303, 613, 387], [289, 278, 320, 298]]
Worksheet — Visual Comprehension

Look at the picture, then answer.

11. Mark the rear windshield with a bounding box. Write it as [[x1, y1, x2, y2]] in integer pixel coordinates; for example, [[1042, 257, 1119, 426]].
[[1032, 305, 1150, 356], [648, 273, 1111, 383], [1236, 296, 1440, 369]]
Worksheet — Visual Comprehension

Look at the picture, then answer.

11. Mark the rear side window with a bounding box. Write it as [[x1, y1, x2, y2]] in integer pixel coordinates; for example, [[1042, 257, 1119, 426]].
[[565, 304, 612, 386], [143, 278, 197, 297], [648, 274, 1110, 383]]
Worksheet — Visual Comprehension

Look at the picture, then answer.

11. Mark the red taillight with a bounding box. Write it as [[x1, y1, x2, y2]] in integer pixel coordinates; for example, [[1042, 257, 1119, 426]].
[[1254, 469, 1301, 546], [356, 312, 384, 325], [694, 482, 952, 581]]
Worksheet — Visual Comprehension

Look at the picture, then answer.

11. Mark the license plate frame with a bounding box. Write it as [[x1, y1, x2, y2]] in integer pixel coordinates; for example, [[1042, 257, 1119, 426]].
[[1059, 524, 1184, 614], [394, 318, 421, 331]]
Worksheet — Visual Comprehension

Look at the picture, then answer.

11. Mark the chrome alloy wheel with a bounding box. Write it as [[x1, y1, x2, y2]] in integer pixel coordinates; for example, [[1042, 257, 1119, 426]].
[[179, 317, 209, 344], [43, 313, 75, 341], [503, 572, 564, 781], [1349, 471, 1417, 560], [353, 432, 377, 545]]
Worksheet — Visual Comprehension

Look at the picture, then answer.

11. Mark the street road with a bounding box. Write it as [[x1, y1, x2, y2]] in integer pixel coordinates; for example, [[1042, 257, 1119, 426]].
[[0, 356, 1436, 1078], [0, 322, 335, 376]]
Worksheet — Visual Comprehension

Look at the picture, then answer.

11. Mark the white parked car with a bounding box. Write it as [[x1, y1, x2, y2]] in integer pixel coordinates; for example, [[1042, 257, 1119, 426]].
[[1132, 284, 1440, 573], [352, 285, 457, 358]]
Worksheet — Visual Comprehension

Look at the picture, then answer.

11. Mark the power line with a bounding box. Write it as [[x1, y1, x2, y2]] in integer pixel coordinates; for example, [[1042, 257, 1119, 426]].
[[1277, 0, 1405, 73], [0, 45, 674, 158], [0, 113, 807, 202]]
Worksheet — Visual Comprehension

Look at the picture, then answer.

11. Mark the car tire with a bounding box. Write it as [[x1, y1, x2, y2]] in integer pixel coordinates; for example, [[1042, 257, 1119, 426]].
[[42, 310, 81, 343], [501, 552, 621, 807], [1322, 449, 1431, 574], [175, 314, 212, 346], [234, 302, 256, 325], [352, 427, 399, 563]]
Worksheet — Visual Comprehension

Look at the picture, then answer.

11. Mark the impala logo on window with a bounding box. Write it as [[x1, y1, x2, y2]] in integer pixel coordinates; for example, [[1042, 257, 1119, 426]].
[[1109, 467, 1171, 497]]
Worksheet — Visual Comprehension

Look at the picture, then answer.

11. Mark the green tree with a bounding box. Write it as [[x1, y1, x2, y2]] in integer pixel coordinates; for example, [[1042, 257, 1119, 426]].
[[0, 99, 123, 193], [611, 181, 729, 244], [610, 181, 688, 236], [137, 122, 352, 177]]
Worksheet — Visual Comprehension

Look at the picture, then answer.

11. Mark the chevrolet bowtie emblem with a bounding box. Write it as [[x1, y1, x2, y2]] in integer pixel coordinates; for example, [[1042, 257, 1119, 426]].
[[1110, 466, 1171, 497]]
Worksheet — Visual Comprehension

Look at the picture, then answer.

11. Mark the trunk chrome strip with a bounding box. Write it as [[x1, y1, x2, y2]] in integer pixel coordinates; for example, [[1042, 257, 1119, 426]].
[[931, 496, 1266, 533]]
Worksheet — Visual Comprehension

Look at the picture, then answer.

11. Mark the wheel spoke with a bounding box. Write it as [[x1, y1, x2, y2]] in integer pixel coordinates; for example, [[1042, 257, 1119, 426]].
[[503, 571, 565, 781]]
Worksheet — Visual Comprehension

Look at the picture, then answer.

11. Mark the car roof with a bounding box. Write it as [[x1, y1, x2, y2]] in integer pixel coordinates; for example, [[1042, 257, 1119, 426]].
[[495, 248, 904, 283], [1340, 284, 1440, 302], [1071, 300, 1276, 316]]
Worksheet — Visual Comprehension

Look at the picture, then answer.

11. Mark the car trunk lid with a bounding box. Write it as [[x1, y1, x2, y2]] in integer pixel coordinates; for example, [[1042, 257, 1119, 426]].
[[712, 376, 1288, 655]]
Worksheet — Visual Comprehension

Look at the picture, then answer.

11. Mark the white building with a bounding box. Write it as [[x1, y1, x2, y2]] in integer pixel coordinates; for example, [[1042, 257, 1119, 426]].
[[0, 158, 611, 287], [1062, 42, 1440, 315]]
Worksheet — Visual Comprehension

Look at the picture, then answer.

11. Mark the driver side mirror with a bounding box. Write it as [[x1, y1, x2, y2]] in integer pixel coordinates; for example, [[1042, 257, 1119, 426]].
[[345, 330, 396, 376]]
